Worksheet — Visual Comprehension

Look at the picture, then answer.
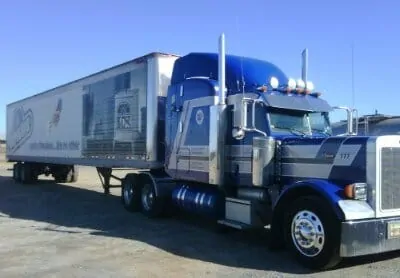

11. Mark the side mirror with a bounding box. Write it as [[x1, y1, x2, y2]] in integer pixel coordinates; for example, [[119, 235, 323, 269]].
[[332, 106, 358, 136], [232, 127, 245, 140], [352, 108, 359, 135], [232, 97, 267, 139]]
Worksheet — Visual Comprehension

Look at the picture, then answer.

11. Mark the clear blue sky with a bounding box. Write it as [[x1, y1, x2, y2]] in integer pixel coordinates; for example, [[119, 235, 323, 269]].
[[0, 0, 399, 138]]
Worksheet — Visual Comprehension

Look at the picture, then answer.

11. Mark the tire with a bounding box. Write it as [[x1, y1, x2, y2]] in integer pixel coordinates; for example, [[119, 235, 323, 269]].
[[54, 167, 67, 183], [283, 196, 341, 270], [67, 166, 79, 183], [54, 174, 67, 183], [12, 164, 18, 181], [121, 175, 141, 212], [31, 172, 38, 182], [14, 164, 21, 182], [140, 182, 165, 218], [54, 166, 77, 183], [71, 167, 79, 183], [20, 164, 32, 184]]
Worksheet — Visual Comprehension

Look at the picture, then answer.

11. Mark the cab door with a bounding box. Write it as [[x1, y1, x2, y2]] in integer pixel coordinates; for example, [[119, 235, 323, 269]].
[[165, 83, 184, 178]]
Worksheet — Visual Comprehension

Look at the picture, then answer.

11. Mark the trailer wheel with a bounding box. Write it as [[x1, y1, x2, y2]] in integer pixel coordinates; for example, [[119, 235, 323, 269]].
[[121, 175, 141, 212], [13, 163, 21, 182], [54, 166, 77, 183], [67, 166, 79, 183], [20, 164, 33, 184], [54, 168, 68, 183], [54, 174, 66, 183], [283, 196, 341, 270], [13, 164, 18, 181], [140, 182, 165, 218]]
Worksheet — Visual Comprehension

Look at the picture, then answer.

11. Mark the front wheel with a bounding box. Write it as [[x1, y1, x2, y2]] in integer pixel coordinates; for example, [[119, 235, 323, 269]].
[[284, 196, 341, 270]]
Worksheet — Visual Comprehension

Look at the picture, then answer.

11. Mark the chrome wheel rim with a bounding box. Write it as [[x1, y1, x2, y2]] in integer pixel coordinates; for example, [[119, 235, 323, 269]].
[[291, 210, 325, 257], [123, 181, 133, 204], [141, 184, 154, 211]]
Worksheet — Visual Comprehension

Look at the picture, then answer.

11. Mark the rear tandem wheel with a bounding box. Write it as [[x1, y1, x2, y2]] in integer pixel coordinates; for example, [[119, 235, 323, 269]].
[[121, 173, 167, 218], [121, 174, 141, 212]]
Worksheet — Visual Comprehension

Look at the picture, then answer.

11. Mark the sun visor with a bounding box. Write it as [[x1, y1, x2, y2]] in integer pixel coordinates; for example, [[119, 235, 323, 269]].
[[263, 93, 332, 112]]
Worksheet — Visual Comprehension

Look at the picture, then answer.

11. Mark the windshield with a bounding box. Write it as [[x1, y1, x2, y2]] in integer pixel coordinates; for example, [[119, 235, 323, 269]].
[[309, 111, 332, 135], [268, 108, 332, 136]]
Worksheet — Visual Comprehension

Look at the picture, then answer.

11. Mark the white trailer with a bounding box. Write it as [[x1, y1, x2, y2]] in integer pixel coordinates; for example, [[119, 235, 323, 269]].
[[6, 52, 179, 189]]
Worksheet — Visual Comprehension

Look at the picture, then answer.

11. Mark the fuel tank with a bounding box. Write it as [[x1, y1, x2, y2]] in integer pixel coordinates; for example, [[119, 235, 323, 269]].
[[172, 184, 224, 219]]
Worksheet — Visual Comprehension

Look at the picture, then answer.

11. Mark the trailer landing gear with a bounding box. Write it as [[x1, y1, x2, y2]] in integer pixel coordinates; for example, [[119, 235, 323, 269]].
[[96, 167, 123, 194]]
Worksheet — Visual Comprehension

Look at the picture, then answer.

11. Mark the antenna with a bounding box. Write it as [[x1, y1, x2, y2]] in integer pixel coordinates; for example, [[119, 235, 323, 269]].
[[351, 42, 355, 109], [351, 42, 361, 134]]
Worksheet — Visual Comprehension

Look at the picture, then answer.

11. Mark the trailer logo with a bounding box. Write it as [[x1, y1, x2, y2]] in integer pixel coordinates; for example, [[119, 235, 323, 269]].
[[49, 98, 63, 131], [8, 106, 34, 153]]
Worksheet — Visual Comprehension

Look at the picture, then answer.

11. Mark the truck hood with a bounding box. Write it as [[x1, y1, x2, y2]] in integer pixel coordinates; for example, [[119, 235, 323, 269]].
[[279, 136, 369, 186]]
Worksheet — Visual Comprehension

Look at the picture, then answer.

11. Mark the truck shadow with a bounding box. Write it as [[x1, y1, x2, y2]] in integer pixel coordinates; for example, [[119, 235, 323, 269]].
[[0, 174, 398, 274]]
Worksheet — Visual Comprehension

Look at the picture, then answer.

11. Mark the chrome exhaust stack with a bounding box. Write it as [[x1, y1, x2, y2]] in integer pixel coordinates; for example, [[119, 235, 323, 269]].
[[209, 33, 227, 186]]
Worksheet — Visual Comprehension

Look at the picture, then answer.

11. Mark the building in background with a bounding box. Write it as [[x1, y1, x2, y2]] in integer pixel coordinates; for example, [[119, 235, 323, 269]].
[[332, 110, 400, 136], [0, 138, 5, 154]]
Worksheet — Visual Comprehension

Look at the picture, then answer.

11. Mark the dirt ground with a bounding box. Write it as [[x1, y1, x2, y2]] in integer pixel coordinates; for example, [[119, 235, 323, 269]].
[[0, 157, 399, 277]]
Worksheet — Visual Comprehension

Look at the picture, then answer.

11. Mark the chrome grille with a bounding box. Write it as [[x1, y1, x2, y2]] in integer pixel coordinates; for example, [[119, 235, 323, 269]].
[[381, 147, 400, 210]]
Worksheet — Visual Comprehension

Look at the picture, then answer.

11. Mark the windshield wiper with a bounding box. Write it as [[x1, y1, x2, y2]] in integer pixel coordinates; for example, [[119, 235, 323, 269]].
[[311, 128, 331, 136], [273, 126, 309, 136]]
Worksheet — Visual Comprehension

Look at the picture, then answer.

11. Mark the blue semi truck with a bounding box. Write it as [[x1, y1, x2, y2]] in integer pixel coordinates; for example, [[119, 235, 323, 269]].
[[6, 34, 400, 270]]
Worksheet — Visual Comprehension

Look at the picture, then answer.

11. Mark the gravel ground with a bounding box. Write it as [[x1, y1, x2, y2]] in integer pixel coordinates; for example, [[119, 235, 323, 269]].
[[0, 158, 399, 277]]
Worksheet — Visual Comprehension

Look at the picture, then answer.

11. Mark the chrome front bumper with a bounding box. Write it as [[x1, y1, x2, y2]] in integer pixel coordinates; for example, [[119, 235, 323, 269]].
[[340, 216, 400, 257]]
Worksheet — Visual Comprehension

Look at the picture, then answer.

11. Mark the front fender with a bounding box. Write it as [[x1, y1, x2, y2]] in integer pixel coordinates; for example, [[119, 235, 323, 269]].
[[274, 179, 345, 220], [268, 179, 375, 250], [274, 179, 375, 221]]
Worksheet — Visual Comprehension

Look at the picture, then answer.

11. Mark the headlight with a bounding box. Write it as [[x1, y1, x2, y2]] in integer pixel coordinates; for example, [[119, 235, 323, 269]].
[[344, 182, 368, 201]]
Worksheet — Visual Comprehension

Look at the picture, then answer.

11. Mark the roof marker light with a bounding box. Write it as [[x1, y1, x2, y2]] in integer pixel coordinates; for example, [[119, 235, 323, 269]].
[[295, 79, 306, 94], [257, 85, 268, 92], [306, 81, 314, 91], [287, 78, 296, 90], [296, 79, 306, 89], [270, 76, 279, 89]]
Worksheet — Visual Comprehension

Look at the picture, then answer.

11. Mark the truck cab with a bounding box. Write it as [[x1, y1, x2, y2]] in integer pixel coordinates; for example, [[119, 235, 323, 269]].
[[164, 52, 334, 186], [152, 43, 400, 269]]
